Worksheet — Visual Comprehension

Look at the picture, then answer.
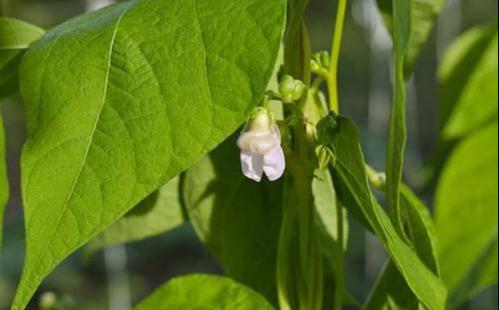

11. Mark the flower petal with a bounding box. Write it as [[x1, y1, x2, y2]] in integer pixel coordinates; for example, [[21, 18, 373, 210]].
[[263, 146, 286, 181], [237, 130, 278, 154], [240, 151, 264, 182]]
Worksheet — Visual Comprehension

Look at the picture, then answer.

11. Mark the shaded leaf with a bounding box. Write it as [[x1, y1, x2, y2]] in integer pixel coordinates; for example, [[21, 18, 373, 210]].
[[184, 136, 348, 306], [15, 0, 286, 307], [134, 274, 275, 310], [86, 177, 184, 254], [439, 24, 498, 139], [183, 136, 283, 303], [436, 123, 498, 304], [331, 116, 446, 310], [0, 17, 44, 97]]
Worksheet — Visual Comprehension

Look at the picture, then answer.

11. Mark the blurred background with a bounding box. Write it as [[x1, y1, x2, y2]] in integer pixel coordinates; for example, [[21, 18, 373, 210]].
[[0, 0, 497, 309]]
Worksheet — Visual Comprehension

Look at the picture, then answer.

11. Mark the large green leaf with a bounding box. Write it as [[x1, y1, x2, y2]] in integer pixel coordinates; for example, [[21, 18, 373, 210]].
[[439, 25, 498, 139], [15, 0, 285, 307], [134, 274, 275, 310], [436, 123, 498, 305], [183, 136, 283, 303], [0, 17, 44, 97], [331, 116, 446, 310], [377, 0, 446, 75], [385, 0, 411, 237], [364, 184, 441, 309], [86, 177, 184, 253], [0, 116, 9, 252]]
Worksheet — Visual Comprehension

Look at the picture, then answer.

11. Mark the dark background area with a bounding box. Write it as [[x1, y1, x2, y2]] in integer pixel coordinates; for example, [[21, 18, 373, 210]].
[[1, 0, 498, 309]]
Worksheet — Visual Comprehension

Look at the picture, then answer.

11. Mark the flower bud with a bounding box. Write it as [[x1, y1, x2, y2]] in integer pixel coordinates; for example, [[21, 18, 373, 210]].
[[315, 145, 335, 170], [279, 75, 306, 103]]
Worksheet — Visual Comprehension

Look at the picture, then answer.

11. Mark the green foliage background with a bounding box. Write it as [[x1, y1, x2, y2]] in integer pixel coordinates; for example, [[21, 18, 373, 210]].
[[0, 0, 497, 309]]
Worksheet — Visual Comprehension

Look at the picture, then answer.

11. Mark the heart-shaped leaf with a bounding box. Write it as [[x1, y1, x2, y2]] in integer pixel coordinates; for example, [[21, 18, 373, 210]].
[[15, 0, 285, 307]]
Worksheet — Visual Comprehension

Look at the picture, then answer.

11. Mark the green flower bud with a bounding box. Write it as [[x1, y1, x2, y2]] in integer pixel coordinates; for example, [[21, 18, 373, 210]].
[[279, 75, 306, 103], [315, 145, 336, 170], [310, 59, 321, 74]]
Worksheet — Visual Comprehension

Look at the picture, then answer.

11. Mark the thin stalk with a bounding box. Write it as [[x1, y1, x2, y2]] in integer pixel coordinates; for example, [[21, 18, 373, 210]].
[[327, 0, 348, 113], [334, 199, 344, 310]]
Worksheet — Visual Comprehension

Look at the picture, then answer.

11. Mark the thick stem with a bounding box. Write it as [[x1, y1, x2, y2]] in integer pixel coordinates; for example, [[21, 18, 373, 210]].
[[327, 0, 348, 113]]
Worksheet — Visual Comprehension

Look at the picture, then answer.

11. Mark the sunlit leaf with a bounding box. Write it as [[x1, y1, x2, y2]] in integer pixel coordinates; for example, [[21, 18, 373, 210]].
[[436, 123, 498, 305], [14, 0, 286, 307], [331, 116, 446, 310], [0, 17, 44, 97], [134, 274, 275, 310], [86, 177, 184, 254], [439, 24, 498, 139]]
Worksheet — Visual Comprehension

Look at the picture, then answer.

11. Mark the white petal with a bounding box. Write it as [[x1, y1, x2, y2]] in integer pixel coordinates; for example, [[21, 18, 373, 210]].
[[237, 130, 279, 154], [263, 146, 286, 181], [240, 151, 264, 182]]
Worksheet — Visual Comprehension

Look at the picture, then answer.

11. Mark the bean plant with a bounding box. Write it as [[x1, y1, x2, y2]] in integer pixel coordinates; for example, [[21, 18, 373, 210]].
[[0, 0, 497, 309]]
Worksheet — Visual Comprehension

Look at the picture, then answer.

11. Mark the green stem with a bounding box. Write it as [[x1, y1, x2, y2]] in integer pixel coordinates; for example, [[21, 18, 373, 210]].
[[276, 187, 296, 310], [334, 199, 344, 310], [327, 0, 348, 113]]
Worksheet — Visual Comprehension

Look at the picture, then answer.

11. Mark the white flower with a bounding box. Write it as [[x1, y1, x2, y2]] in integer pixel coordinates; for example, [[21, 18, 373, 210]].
[[237, 109, 285, 182]]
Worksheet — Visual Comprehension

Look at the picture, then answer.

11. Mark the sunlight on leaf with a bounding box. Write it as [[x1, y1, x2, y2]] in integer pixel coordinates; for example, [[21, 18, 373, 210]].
[[14, 0, 285, 307], [134, 274, 275, 310], [439, 24, 498, 139]]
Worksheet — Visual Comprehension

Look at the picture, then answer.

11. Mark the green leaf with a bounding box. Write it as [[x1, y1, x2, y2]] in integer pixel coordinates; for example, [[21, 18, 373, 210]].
[[133, 274, 275, 310], [377, 0, 446, 75], [385, 0, 411, 238], [86, 177, 184, 254], [331, 116, 447, 310], [364, 184, 441, 309], [0, 17, 44, 97], [439, 24, 498, 139], [15, 0, 285, 307], [436, 123, 498, 305], [0, 115, 9, 252], [183, 136, 283, 304]]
